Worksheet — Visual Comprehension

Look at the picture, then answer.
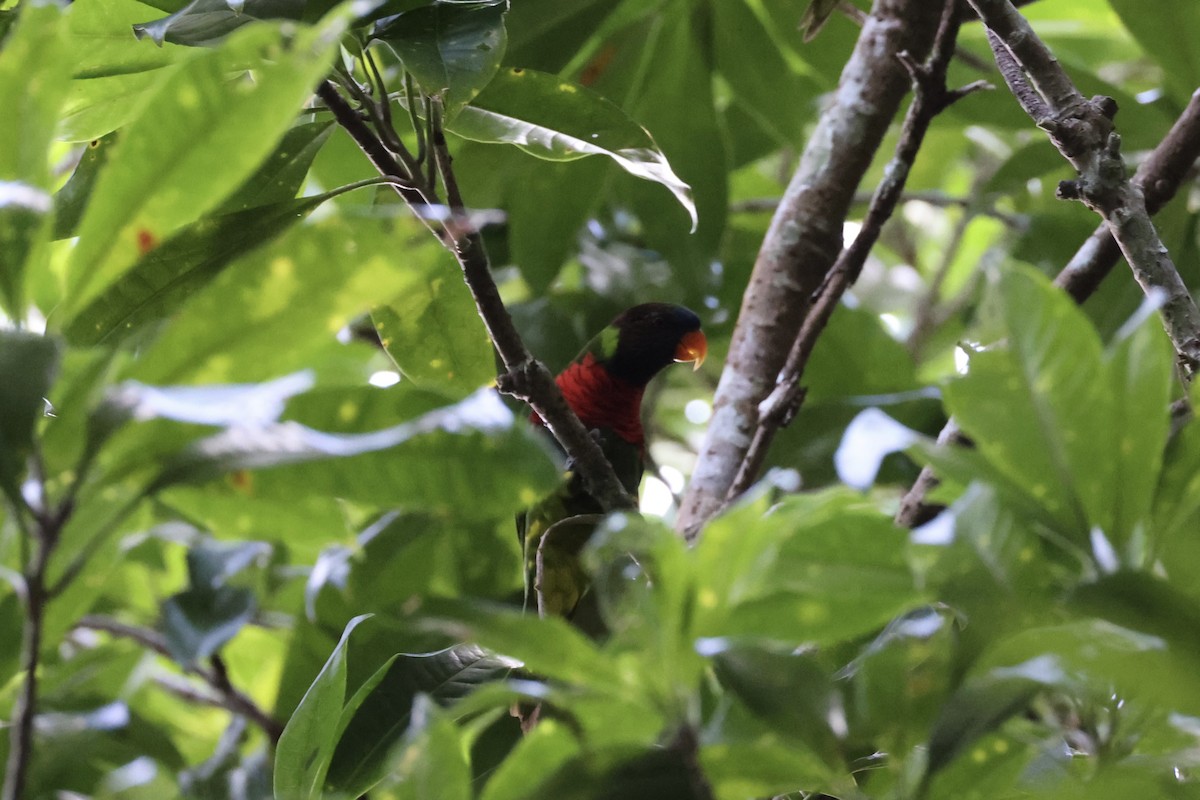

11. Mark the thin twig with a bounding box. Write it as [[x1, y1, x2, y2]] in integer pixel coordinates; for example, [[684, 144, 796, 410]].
[[723, 0, 982, 504], [405, 72, 427, 167], [2, 517, 53, 800], [75, 615, 285, 744]]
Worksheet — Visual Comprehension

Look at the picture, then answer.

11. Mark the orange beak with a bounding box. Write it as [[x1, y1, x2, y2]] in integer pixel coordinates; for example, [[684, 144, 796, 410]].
[[674, 329, 708, 371]]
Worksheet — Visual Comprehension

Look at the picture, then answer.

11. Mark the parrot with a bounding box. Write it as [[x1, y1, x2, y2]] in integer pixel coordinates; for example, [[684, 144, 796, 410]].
[[519, 302, 707, 626]]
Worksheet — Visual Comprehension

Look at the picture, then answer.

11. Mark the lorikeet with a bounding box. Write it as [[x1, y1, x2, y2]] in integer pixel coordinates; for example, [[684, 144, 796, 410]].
[[520, 303, 707, 624]]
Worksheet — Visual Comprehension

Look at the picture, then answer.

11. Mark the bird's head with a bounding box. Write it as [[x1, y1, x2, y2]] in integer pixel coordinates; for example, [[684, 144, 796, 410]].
[[595, 302, 707, 386]]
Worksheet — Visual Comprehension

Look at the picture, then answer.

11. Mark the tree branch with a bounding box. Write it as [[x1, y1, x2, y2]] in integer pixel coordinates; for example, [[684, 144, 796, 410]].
[[2, 470, 71, 800], [1056, 89, 1200, 302], [719, 0, 984, 514], [675, 0, 947, 537], [970, 0, 1200, 370], [74, 615, 285, 744], [895, 82, 1200, 529], [318, 80, 634, 512], [2, 519, 52, 800]]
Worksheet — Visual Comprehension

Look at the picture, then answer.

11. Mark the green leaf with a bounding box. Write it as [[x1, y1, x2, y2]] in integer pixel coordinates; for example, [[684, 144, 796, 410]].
[[695, 491, 923, 646], [417, 599, 617, 690], [214, 120, 334, 213], [59, 0, 190, 140], [160, 584, 256, 664], [149, 388, 561, 520], [122, 214, 445, 385], [374, 0, 508, 116], [926, 657, 1063, 776], [0, 3, 71, 317], [620, 1, 725, 261], [507, 157, 605, 291], [708, 641, 838, 756], [450, 67, 697, 228], [185, 539, 272, 588], [275, 613, 371, 800], [480, 720, 581, 800], [52, 134, 118, 240], [944, 266, 1111, 537], [712, 0, 817, 146], [1109, 0, 1200, 102], [132, 0, 307, 47], [375, 695, 472, 800], [1069, 571, 1200, 664], [0, 332, 61, 499], [701, 741, 833, 800], [503, 745, 697, 800], [1105, 307, 1173, 543], [62, 193, 332, 347], [327, 643, 517, 797], [372, 274, 495, 397], [62, 14, 347, 318], [976, 618, 1200, 718]]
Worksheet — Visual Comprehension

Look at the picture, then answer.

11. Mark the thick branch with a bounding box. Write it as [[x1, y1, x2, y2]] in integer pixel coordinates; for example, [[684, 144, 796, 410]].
[[895, 87, 1200, 528], [320, 81, 634, 511], [971, 0, 1200, 369], [75, 615, 285, 744], [675, 0, 945, 537], [726, 0, 983, 503]]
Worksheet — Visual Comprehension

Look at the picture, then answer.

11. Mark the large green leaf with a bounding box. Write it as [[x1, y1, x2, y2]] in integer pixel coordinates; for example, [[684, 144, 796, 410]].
[[621, 0, 725, 263], [925, 657, 1062, 777], [61, 14, 347, 319], [147, 388, 561, 520], [59, 0, 189, 141], [944, 267, 1112, 537], [695, 490, 924, 646], [450, 67, 697, 228], [132, 0, 307, 47], [372, 273, 495, 397], [52, 134, 118, 240], [708, 640, 839, 760], [1108, 0, 1200, 102], [417, 599, 617, 690], [1105, 308, 1173, 544], [480, 720, 581, 800], [0, 333, 61, 500], [214, 119, 334, 213], [275, 614, 371, 800], [160, 584, 256, 664], [712, 0, 817, 147], [374, 0, 507, 116], [0, 3, 71, 318], [63, 195, 331, 346], [327, 643, 517, 796], [123, 215, 445, 385], [372, 695, 472, 800]]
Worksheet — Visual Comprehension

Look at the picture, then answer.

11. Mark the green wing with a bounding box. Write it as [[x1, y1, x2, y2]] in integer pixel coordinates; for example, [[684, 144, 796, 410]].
[[519, 429, 643, 621]]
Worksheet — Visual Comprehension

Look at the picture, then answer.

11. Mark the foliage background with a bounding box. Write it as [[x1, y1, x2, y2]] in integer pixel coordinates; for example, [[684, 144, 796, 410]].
[[3, 0, 1200, 798]]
